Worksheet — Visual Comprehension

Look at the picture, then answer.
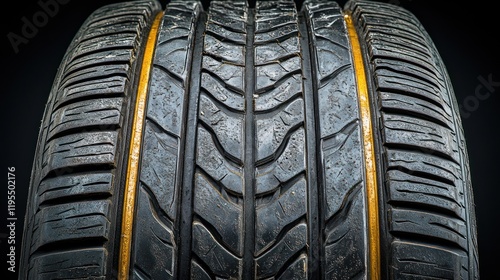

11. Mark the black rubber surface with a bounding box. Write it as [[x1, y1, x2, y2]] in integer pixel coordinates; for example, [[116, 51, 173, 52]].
[[345, 1, 479, 278], [19, 1, 162, 279], [20, 0, 479, 279]]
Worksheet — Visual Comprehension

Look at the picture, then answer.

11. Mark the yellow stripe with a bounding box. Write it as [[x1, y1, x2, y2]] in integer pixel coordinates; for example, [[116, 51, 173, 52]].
[[344, 13, 381, 280], [118, 12, 163, 280]]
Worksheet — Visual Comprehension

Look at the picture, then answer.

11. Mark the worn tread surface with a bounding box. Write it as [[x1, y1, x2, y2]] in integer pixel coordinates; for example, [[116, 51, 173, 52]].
[[303, 1, 368, 278], [21, 0, 478, 279], [20, 1, 162, 279], [130, 2, 202, 279], [346, 0, 479, 279]]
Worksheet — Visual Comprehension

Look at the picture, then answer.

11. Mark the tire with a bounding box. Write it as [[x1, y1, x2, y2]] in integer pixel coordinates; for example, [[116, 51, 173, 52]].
[[20, 0, 479, 279]]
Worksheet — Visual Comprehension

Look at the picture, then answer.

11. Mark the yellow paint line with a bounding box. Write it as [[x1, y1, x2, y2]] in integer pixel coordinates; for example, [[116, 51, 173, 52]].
[[118, 11, 163, 280], [345, 13, 381, 280]]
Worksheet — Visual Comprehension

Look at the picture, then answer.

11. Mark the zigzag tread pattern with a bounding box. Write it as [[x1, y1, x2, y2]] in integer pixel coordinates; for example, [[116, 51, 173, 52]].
[[131, 1, 202, 279]]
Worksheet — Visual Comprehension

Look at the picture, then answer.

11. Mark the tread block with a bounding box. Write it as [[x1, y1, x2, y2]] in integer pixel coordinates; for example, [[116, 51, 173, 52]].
[[37, 172, 113, 205], [192, 222, 242, 279], [31, 200, 110, 252], [132, 187, 175, 279], [391, 241, 468, 279], [194, 172, 243, 255], [29, 249, 107, 280], [41, 131, 118, 178], [48, 98, 123, 140]]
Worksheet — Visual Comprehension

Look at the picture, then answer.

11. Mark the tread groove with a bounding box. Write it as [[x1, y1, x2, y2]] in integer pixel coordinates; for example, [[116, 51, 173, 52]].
[[299, 6, 323, 279], [243, 6, 256, 280], [177, 8, 206, 280]]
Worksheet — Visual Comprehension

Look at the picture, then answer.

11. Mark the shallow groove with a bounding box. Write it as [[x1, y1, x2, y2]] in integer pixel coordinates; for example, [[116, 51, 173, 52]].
[[37, 192, 112, 210], [30, 238, 107, 259], [255, 69, 302, 94], [389, 199, 465, 223], [53, 81, 126, 108], [60, 60, 130, 87], [46, 125, 120, 143], [193, 214, 241, 258], [361, 12, 421, 33], [254, 30, 299, 45], [255, 122, 304, 167], [324, 181, 362, 232], [196, 167, 243, 203], [377, 85, 444, 111], [199, 89, 245, 114], [359, 19, 425, 45], [145, 117, 181, 141], [133, 264, 152, 280], [153, 63, 185, 87], [41, 163, 115, 182], [390, 231, 468, 255], [85, 9, 149, 26], [28, 245, 106, 267], [255, 53, 302, 67], [319, 64, 351, 88], [321, 119, 358, 144], [85, 18, 146, 34], [368, 37, 431, 64], [164, 6, 198, 14], [363, 26, 426, 50], [202, 50, 245, 66], [256, 217, 306, 257], [74, 30, 139, 48], [255, 172, 305, 202], [383, 142, 458, 166], [191, 253, 216, 280], [314, 34, 350, 51], [386, 165, 455, 188], [379, 74, 441, 101], [375, 64, 442, 93], [371, 52, 439, 82], [204, 29, 246, 46], [66, 46, 134, 69], [201, 69, 245, 95], [254, 93, 303, 115], [139, 182, 175, 228], [353, 5, 418, 24], [198, 121, 244, 167], [156, 34, 191, 47], [273, 252, 306, 280], [59, 72, 130, 98], [207, 18, 247, 34], [381, 106, 451, 131], [374, 57, 444, 86], [255, 21, 297, 34]]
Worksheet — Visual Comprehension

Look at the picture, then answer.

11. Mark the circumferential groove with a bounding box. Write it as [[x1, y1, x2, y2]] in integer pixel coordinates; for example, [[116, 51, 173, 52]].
[[243, 6, 256, 280]]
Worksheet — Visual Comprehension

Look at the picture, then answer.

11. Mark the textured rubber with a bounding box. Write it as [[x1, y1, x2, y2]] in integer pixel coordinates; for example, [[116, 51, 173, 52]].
[[20, 0, 479, 279], [345, 1, 479, 279], [19, 1, 162, 279]]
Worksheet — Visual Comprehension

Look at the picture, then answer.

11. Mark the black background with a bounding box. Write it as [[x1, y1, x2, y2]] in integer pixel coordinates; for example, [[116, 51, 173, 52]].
[[2, 0, 499, 279]]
